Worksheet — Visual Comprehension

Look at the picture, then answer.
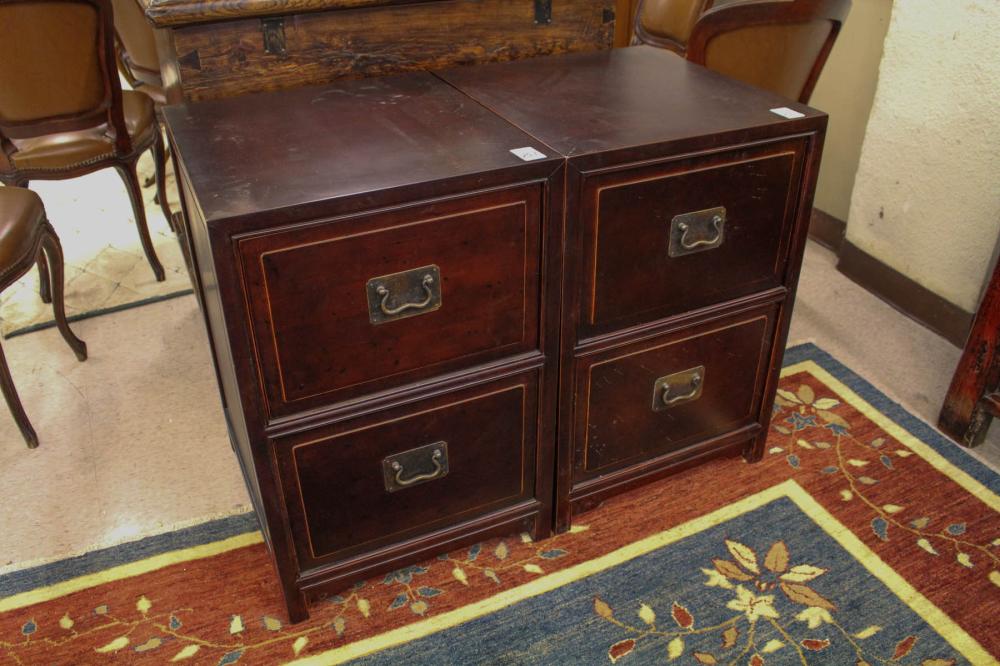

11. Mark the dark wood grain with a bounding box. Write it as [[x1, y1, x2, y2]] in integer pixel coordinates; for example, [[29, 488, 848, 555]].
[[164, 72, 563, 622], [164, 0, 614, 101], [575, 308, 775, 480], [579, 139, 804, 338], [439, 46, 827, 531], [436, 45, 824, 163], [237, 184, 544, 419], [276, 372, 538, 568], [161, 72, 559, 224], [940, 258, 1000, 447]]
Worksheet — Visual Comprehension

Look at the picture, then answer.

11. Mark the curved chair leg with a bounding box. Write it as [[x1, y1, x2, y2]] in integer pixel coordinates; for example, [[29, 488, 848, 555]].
[[153, 130, 173, 228], [115, 161, 165, 282], [37, 252, 51, 304], [0, 340, 38, 448], [41, 230, 87, 362]]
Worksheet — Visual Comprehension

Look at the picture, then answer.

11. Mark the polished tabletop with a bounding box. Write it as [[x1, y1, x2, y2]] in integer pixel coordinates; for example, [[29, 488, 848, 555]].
[[437, 45, 826, 158], [162, 72, 557, 223]]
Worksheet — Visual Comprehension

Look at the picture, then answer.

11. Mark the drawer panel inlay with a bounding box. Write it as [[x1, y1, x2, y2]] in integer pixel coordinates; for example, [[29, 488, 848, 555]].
[[278, 375, 537, 564], [574, 310, 775, 479], [238, 185, 543, 417], [580, 140, 805, 337]]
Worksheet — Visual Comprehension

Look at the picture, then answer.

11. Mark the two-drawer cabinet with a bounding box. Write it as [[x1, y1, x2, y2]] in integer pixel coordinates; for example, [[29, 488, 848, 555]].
[[440, 46, 827, 530], [163, 73, 564, 621]]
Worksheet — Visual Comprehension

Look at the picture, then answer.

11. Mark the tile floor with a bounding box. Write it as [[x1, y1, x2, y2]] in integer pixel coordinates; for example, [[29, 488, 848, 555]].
[[0, 156, 188, 336], [0, 225, 996, 573]]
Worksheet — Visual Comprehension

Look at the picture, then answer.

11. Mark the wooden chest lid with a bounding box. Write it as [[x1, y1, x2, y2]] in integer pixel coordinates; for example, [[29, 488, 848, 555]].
[[436, 46, 827, 159], [162, 72, 557, 224]]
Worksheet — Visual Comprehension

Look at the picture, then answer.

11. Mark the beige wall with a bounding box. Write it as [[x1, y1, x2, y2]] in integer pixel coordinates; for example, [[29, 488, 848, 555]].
[[846, 0, 1000, 312], [809, 0, 892, 221]]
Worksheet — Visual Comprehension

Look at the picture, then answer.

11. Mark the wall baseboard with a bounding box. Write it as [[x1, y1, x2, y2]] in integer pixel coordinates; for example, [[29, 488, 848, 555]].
[[807, 208, 973, 348], [808, 208, 847, 252], [836, 240, 973, 348]]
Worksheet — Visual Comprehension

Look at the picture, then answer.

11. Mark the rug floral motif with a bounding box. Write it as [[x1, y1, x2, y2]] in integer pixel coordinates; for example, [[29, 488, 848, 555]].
[[0, 344, 997, 665]]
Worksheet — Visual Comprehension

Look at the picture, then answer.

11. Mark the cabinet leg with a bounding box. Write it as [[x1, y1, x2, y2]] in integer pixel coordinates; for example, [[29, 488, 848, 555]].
[[531, 514, 553, 542], [283, 588, 309, 624], [743, 430, 767, 463]]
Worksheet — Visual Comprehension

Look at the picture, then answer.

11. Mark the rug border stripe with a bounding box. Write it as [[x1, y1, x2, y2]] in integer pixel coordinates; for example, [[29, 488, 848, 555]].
[[784, 359, 1000, 512], [0, 532, 262, 613], [286, 479, 991, 666], [0, 512, 260, 601], [783, 343, 1000, 491]]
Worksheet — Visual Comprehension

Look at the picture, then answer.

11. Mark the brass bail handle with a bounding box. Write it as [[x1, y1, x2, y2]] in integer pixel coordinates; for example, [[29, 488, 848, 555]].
[[392, 448, 444, 487], [661, 371, 702, 407], [377, 274, 435, 316], [677, 214, 723, 250]]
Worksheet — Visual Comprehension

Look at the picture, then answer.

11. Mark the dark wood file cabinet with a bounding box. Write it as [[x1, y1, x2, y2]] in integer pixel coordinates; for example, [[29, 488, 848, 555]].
[[439, 45, 826, 531], [163, 72, 564, 622], [165, 46, 826, 621]]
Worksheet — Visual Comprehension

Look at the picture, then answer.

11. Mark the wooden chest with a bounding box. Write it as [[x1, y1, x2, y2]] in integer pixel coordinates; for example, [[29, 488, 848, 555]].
[[439, 46, 827, 530], [162, 72, 564, 622], [141, 0, 617, 102]]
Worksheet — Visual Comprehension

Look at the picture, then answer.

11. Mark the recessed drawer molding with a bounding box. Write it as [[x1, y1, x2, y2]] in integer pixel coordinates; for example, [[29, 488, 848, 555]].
[[236, 184, 544, 417]]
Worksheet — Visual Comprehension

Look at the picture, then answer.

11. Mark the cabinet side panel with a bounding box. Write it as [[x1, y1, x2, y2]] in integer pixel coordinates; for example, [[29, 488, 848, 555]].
[[176, 165, 268, 537]]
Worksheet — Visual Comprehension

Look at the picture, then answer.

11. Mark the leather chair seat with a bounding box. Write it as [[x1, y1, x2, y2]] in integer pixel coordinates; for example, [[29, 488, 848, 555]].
[[0, 187, 45, 283], [9, 91, 156, 171]]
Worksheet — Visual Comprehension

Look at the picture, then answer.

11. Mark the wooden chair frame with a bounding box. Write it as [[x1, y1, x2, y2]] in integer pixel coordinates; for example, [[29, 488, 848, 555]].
[[0, 0, 168, 281], [0, 207, 87, 448]]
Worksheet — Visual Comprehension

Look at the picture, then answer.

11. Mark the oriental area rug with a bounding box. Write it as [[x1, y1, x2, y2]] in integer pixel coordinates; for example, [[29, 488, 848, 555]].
[[1, 344, 998, 665]]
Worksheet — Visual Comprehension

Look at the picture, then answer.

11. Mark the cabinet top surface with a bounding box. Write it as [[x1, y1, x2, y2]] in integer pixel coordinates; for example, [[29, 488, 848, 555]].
[[162, 72, 557, 223], [437, 46, 826, 158]]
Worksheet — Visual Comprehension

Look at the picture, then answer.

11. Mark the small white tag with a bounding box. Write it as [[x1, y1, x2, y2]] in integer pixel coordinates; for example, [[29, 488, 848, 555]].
[[510, 147, 548, 162], [770, 107, 806, 120]]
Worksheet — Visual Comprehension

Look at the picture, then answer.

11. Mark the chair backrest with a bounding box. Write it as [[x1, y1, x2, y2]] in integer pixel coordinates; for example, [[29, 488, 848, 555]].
[[112, 0, 163, 88], [632, 0, 716, 52], [686, 0, 850, 103], [0, 0, 130, 152]]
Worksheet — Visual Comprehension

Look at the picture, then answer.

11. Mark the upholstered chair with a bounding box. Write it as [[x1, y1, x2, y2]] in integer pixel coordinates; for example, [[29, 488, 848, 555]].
[[112, 0, 167, 105], [111, 0, 174, 222], [632, 0, 717, 54], [0, 187, 87, 448], [634, 0, 851, 104], [0, 0, 169, 281]]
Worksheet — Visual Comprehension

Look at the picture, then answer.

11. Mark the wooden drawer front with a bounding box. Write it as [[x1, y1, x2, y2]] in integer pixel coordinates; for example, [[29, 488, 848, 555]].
[[276, 373, 538, 565], [574, 309, 775, 481], [580, 140, 804, 337], [238, 185, 543, 418]]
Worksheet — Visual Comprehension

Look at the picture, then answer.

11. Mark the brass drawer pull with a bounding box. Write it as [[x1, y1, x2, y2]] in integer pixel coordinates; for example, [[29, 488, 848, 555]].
[[669, 207, 726, 257], [652, 366, 705, 411], [382, 441, 449, 492], [378, 274, 435, 316], [366, 264, 443, 324]]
